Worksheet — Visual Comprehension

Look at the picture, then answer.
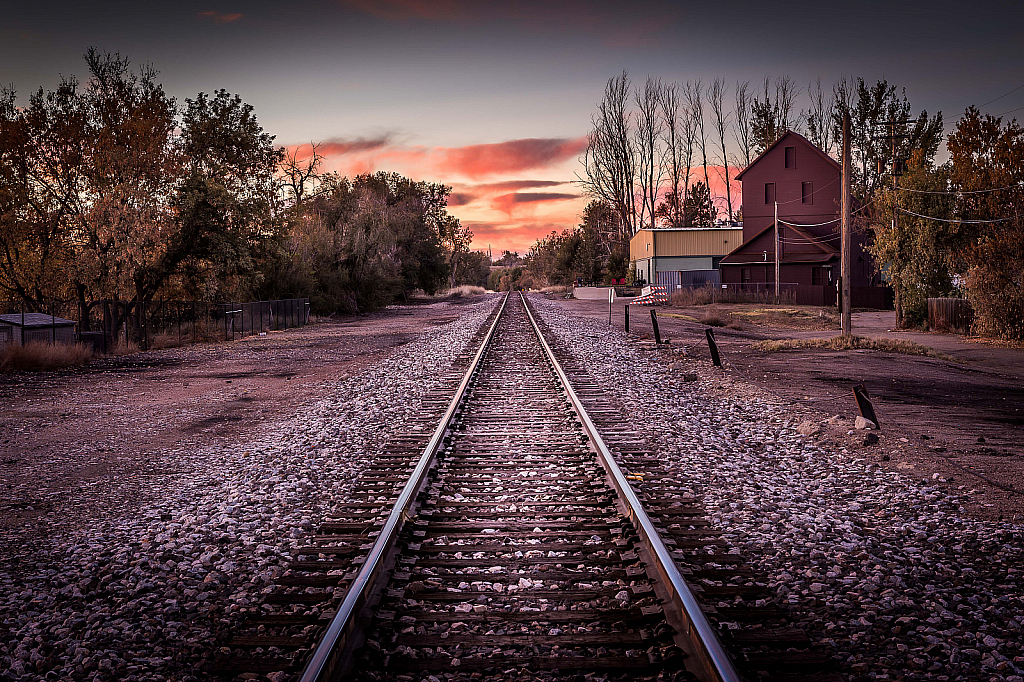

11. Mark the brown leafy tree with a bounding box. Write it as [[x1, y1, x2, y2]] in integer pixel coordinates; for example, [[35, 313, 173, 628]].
[[947, 107, 1024, 339]]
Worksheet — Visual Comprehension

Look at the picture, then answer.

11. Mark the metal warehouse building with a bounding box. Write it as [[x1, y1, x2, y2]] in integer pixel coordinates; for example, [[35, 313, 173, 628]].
[[0, 313, 78, 348], [629, 226, 743, 290]]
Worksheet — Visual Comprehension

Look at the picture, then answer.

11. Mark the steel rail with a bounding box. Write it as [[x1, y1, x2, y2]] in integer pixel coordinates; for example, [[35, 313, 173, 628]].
[[298, 292, 510, 682], [519, 291, 742, 682]]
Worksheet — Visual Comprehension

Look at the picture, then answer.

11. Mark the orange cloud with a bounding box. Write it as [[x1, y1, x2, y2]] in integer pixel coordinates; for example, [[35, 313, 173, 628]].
[[197, 10, 243, 23], [288, 136, 586, 181]]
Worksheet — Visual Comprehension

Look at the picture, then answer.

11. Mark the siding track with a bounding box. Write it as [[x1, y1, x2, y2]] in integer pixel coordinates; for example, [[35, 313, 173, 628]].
[[216, 292, 836, 682]]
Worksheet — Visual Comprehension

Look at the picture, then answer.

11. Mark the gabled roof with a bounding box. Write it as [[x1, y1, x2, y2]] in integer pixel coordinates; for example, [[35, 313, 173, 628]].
[[720, 221, 838, 265], [734, 130, 841, 181]]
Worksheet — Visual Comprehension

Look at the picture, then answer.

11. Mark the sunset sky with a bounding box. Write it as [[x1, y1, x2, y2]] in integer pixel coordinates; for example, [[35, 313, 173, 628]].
[[3, 0, 1022, 254]]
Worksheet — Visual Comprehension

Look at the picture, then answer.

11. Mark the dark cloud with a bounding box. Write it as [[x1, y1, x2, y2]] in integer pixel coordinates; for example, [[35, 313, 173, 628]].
[[441, 137, 587, 178], [196, 11, 244, 23], [317, 134, 396, 155], [469, 179, 568, 191]]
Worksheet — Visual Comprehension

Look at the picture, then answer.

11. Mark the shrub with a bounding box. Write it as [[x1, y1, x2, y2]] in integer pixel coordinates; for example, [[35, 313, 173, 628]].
[[0, 341, 92, 372], [447, 285, 486, 298], [699, 315, 727, 327]]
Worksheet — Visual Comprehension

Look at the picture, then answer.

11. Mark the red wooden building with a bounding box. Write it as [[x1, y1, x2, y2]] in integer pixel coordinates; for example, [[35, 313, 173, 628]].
[[719, 131, 886, 307]]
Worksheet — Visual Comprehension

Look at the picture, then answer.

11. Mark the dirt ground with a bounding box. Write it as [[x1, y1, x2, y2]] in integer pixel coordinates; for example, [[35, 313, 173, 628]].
[[0, 298, 478, 553], [548, 294, 1024, 522]]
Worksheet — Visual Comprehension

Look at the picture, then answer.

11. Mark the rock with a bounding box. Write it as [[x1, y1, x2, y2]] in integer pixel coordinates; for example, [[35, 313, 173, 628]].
[[863, 433, 879, 446], [683, 373, 699, 382], [855, 416, 877, 430], [797, 421, 821, 437]]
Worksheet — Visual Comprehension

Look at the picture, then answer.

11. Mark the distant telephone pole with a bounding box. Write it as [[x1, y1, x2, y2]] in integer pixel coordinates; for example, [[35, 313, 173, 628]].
[[774, 200, 780, 305], [841, 112, 852, 337]]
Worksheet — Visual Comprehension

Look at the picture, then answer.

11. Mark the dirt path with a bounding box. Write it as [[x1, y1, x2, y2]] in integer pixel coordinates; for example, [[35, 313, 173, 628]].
[[546, 295, 1024, 521], [0, 299, 478, 550]]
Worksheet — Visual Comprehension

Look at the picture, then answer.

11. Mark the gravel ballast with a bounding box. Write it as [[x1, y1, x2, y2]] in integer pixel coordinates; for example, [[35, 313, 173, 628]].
[[0, 296, 499, 682], [528, 294, 1024, 682]]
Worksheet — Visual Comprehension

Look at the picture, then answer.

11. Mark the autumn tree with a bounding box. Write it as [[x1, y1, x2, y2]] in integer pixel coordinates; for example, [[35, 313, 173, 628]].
[[157, 89, 284, 301], [871, 158, 956, 326], [946, 107, 1024, 339], [831, 78, 943, 195]]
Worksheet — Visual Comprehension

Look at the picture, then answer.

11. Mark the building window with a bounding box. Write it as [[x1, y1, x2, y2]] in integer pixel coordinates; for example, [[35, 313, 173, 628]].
[[741, 268, 751, 283], [802, 181, 813, 204], [812, 266, 822, 285], [785, 146, 795, 168], [765, 182, 775, 204]]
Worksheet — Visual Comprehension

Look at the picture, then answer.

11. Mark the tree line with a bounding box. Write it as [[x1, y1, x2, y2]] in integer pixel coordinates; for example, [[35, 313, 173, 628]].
[[0, 50, 482, 315]]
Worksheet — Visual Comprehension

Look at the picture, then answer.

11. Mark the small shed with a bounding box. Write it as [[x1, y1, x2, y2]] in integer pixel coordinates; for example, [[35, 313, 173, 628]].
[[0, 313, 78, 348]]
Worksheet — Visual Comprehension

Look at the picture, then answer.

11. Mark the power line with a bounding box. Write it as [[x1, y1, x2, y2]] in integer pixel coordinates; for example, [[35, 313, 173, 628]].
[[772, 175, 840, 206], [778, 217, 840, 227], [996, 104, 1024, 118], [980, 83, 1024, 109], [896, 181, 1024, 195], [897, 207, 1019, 224]]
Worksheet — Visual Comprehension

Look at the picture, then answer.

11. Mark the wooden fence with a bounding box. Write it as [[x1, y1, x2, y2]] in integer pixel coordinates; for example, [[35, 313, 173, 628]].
[[928, 298, 973, 333]]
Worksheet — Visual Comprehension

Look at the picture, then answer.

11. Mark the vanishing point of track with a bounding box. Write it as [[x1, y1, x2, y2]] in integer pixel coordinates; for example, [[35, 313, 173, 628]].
[[216, 292, 834, 682]]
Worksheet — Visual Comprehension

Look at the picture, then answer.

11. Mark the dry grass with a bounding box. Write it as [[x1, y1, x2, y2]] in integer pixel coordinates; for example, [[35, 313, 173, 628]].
[[0, 341, 93, 372], [150, 331, 187, 350], [669, 286, 717, 306], [699, 314, 727, 327], [752, 335, 960, 362], [447, 285, 486, 298], [540, 285, 569, 294]]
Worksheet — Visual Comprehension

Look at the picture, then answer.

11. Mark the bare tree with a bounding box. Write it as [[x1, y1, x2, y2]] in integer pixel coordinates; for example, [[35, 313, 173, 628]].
[[684, 80, 711, 199], [752, 75, 802, 153], [280, 142, 325, 205], [659, 83, 683, 227], [634, 77, 664, 231], [776, 76, 800, 132], [804, 78, 835, 155], [733, 80, 754, 168], [680, 87, 699, 208], [708, 77, 733, 222], [580, 72, 636, 239]]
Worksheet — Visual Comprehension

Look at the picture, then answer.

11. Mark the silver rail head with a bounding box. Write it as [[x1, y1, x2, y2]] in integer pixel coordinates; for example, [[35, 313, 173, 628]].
[[517, 291, 741, 682], [298, 292, 510, 682]]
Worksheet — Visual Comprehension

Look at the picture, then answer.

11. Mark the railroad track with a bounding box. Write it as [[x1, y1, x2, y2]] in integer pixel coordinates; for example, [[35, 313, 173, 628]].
[[215, 292, 836, 682]]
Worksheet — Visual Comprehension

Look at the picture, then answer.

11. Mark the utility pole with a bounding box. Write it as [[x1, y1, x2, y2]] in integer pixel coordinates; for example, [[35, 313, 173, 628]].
[[773, 200, 780, 305], [841, 112, 852, 337]]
